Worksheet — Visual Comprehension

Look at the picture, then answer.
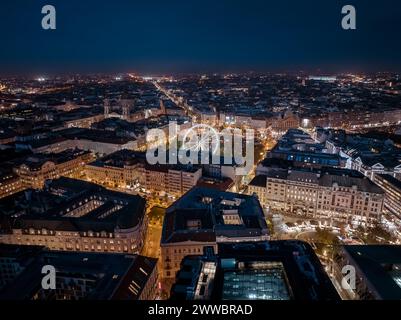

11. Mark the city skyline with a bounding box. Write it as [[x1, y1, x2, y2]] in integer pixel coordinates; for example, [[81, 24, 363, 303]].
[[1, 69, 401, 302], [1, 0, 401, 306]]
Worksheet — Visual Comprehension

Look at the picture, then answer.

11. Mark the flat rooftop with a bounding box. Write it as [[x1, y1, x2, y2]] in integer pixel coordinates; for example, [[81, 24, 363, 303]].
[[222, 262, 291, 300], [171, 241, 340, 301]]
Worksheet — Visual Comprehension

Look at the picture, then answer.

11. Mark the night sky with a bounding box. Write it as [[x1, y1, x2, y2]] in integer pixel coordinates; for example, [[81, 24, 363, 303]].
[[1, 0, 401, 75]]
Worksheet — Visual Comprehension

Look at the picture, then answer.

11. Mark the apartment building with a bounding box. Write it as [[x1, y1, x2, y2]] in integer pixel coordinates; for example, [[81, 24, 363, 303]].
[[0, 178, 148, 255], [85, 150, 145, 188], [146, 164, 202, 196], [250, 168, 384, 227], [0, 170, 24, 199], [85, 149, 202, 196], [13, 149, 93, 189]]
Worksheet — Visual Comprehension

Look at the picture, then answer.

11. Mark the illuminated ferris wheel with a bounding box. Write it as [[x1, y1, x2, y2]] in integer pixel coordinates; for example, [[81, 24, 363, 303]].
[[181, 124, 220, 154]]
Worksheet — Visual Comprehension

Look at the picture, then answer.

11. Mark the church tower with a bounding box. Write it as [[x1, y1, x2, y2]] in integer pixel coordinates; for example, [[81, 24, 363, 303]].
[[120, 99, 134, 120], [104, 99, 110, 118]]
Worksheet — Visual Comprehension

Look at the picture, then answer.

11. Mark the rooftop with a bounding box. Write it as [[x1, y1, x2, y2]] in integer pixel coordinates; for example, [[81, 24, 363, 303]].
[[59, 128, 136, 145], [88, 149, 201, 173], [249, 175, 267, 188], [342, 245, 401, 300], [377, 174, 401, 190], [161, 187, 268, 244], [171, 241, 340, 301], [0, 244, 157, 300], [1, 177, 146, 233], [15, 148, 91, 170], [88, 149, 147, 168]]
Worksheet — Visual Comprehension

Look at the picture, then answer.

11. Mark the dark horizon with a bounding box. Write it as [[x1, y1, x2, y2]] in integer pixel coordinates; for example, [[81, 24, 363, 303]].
[[1, 0, 401, 76]]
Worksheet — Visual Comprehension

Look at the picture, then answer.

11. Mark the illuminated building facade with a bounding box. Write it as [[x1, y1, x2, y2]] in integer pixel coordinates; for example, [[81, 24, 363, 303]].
[[249, 168, 384, 227], [0, 171, 24, 199], [85, 149, 202, 196], [271, 111, 300, 135], [13, 149, 93, 189]]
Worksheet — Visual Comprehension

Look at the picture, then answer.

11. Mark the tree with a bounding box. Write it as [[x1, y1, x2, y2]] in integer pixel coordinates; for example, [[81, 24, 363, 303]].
[[315, 228, 337, 245], [366, 222, 394, 243]]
